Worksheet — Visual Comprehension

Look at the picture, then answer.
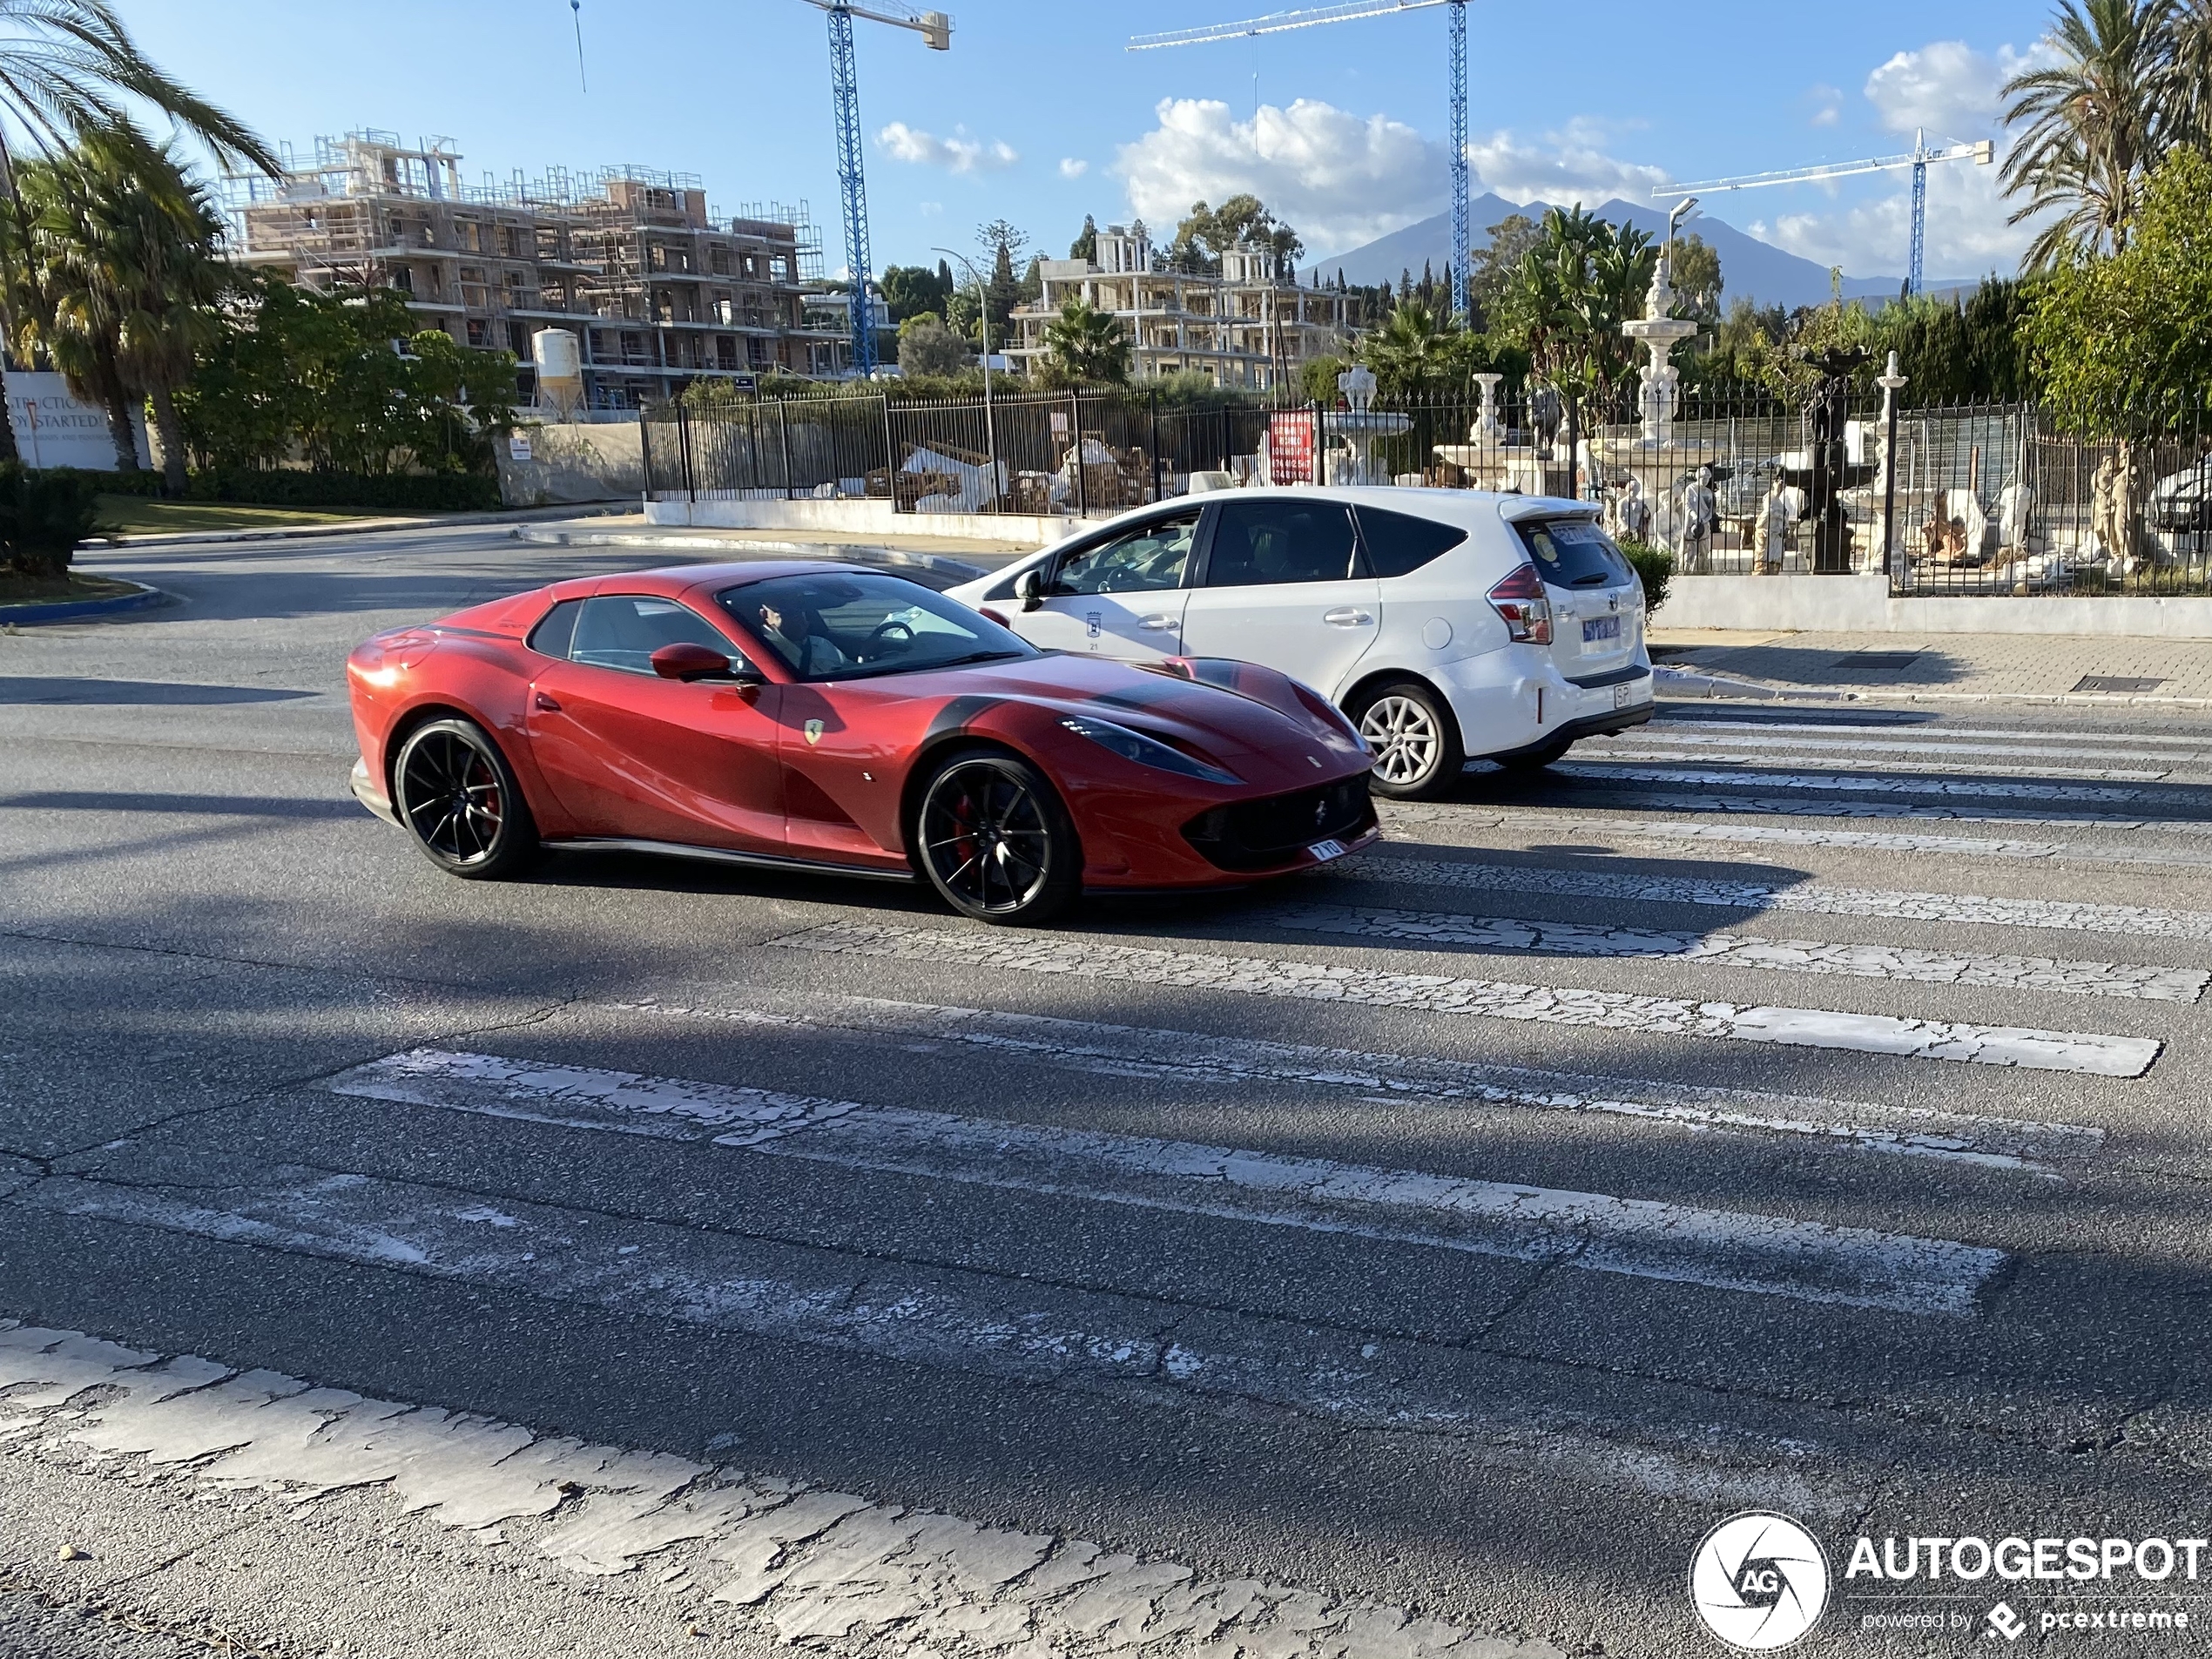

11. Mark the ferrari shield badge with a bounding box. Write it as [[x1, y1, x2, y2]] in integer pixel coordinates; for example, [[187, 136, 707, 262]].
[[804, 718, 825, 746]]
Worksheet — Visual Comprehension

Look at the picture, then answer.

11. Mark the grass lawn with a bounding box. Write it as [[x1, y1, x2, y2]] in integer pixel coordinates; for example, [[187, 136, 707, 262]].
[[91, 495, 418, 536], [0, 570, 136, 610]]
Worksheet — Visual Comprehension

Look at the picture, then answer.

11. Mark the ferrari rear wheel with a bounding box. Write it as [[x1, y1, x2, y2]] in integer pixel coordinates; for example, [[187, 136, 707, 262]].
[[915, 746, 1081, 925], [393, 717, 539, 880]]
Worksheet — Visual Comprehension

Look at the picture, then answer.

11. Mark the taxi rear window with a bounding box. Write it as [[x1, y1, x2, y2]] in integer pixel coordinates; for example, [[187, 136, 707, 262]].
[[1515, 519, 1634, 588]]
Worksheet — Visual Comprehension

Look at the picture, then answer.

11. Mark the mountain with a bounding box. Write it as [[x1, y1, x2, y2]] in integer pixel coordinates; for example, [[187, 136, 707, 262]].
[[1307, 200, 1978, 311]]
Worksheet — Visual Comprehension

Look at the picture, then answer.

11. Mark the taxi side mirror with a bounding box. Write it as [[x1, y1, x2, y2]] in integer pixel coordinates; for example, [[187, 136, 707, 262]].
[[1014, 567, 1044, 612]]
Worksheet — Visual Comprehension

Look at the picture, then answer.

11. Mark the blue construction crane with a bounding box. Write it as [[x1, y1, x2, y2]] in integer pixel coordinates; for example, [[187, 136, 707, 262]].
[[1130, 1, 1472, 324], [802, 2, 953, 376], [1653, 131, 1994, 298]]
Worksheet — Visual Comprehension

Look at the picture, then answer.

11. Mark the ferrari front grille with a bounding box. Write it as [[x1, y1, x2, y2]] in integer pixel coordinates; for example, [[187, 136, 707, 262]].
[[1181, 774, 1374, 873]]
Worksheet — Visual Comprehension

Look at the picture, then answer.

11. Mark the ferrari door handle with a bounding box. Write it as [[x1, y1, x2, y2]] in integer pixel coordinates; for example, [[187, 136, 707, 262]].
[[1323, 607, 1373, 627], [533, 691, 562, 712], [1137, 614, 1178, 631]]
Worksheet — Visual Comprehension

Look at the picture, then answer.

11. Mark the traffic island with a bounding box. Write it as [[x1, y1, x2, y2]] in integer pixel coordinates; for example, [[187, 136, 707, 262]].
[[0, 575, 166, 625]]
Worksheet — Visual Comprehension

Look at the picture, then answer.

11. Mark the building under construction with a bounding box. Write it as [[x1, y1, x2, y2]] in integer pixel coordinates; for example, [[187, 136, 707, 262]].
[[225, 131, 851, 408]]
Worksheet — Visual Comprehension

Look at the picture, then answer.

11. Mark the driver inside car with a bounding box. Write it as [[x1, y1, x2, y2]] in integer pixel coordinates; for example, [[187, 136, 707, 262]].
[[752, 598, 851, 678]]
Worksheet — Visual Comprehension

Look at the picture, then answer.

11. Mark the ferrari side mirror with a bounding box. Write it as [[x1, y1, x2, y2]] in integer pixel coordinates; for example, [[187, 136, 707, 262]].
[[1015, 566, 1044, 612], [651, 642, 740, 682]]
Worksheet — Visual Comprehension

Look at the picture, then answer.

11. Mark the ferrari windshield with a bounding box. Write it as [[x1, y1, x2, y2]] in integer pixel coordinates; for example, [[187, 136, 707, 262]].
[[718, 571, 1037, 682]]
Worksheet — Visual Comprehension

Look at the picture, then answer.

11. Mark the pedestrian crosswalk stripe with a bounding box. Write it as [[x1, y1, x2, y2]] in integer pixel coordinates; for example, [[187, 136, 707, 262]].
[[613, 989, 2100, 1173], [1659, 718, 2212, 748], [1338, 857, 2212, 948], [1557, 762, 2156, 803], [1616, 728, 2212, 768], [1574, 745, 2175, 784], [326, 1049, 2009, 1315], [1514, 786, 2202, 833], [772, 922, 2163, 1077]]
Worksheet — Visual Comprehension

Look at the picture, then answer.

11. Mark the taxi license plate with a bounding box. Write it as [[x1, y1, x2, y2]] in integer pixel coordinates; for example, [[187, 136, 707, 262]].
[[1614, 681, 1635, 709], [1581, 615, 1622, 645], [1307, 839, 1347, 862]]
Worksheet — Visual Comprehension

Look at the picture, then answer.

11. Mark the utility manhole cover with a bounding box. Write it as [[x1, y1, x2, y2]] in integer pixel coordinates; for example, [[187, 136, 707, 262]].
[[1837, 652, 1924, 671], [2073, 675, 2166, 694]]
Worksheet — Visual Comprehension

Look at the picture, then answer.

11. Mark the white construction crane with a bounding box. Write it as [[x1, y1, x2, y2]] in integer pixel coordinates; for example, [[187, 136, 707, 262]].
[[1129, 0, 1475, 324], [1652, 131, 1994, 298], [801, 1, 953, 376]]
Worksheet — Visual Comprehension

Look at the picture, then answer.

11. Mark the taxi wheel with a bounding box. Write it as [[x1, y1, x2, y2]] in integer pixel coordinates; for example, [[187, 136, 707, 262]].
[[1351, 680, 1465, 801]]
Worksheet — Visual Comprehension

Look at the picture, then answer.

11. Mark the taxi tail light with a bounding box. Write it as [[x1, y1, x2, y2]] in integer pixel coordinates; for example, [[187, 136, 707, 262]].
[[1487, 563, 1553, 644]]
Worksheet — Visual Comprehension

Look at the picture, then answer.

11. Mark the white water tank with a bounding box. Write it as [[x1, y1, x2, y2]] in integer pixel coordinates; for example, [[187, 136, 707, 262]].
[[531, 327, 583, 417]]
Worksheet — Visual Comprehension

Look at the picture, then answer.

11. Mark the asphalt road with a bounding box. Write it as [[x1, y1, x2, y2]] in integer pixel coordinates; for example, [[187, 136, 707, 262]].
[[6, 526, 2212, 1657]]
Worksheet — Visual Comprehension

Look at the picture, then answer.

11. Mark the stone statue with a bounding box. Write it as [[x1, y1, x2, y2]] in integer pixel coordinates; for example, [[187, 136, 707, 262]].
[[1754, 474, 1792, 575], [1994, 476, 2033, 557], [1679, 465, 1717, 574], [1338, 363, 1378, 415], [2090, 450, 2144, 570], [1617, 475, 1652, 543], [1529, 382, 1562, 456]]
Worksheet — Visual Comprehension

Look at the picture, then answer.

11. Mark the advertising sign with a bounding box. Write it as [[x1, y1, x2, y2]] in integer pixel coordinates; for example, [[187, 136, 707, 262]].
[[1268, 410, 1316, 484]]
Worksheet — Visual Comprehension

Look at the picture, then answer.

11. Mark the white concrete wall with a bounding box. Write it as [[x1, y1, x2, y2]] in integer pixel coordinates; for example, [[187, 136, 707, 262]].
[[1654, 574, 2212, 639], [497, 421, 645, 506], [644, 496, 1103, 548]]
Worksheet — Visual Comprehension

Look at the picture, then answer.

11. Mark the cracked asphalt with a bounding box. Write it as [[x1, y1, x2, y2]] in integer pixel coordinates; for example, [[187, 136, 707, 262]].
[[6, 526, 2212, 1656]]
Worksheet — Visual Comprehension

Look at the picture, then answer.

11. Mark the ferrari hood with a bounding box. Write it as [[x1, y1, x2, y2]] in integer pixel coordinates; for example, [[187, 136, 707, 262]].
[[907, 651, 1367, 774]]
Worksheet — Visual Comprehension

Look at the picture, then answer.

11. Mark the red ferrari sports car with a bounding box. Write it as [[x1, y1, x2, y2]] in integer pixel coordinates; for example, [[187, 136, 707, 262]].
[[346, 561, 1379, 923]]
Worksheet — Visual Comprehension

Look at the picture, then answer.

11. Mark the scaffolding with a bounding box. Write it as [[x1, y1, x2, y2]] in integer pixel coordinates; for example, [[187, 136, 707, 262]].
[[223, 132, 851, 404]]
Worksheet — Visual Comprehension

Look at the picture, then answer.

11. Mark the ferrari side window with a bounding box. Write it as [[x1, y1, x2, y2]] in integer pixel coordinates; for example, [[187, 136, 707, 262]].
[[569, 595, 745, 677], [527, 599, 583, 658], [1051, 510, 1199, 596]]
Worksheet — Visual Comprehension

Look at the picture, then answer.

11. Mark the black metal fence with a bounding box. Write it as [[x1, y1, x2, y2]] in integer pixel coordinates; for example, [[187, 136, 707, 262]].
[[641, 388, 2212, 598]]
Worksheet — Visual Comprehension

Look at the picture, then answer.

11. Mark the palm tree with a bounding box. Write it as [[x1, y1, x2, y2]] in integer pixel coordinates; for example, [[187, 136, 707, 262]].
[[1042, 299, 1130, 385], [1356, 301, 1470, 399], [2000, 0, 2173, 265], [0, 1, 277, 461], [2165, 0, 2212, 145]]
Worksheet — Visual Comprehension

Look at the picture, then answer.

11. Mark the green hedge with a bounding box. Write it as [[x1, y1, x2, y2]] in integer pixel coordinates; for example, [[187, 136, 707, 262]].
[[78, 467, 499, 512], [1618, 539, 1674, 617]]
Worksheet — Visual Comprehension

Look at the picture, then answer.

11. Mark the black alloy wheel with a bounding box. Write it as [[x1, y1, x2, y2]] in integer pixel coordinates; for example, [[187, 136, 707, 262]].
[[915, 747, 1081, 924], [393, 717, 539, 880]]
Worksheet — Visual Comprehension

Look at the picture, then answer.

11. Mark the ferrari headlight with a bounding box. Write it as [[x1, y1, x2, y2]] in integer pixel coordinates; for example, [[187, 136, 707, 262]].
[[1060, 715, 1240, 786]]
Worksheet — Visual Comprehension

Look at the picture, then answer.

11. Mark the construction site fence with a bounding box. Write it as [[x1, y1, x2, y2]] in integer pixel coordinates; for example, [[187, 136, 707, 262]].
[[640, 388, 2212, 598]]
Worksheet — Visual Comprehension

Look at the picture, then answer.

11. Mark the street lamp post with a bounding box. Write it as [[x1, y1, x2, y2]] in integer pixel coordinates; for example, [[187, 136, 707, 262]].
[[1878, 349, 1909, 585], [934, 247, 998, 507]]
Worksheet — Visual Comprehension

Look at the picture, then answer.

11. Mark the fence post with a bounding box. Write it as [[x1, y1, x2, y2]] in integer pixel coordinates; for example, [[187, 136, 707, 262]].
[[881, 395, 897, 512], [1070, 392, 1087, 517], [639, 410, 657, 498], [1220, 403, 1231, 473], [676, 401, 696, 505], [1150, 387, 1162, 503], [777, 398, 795, 500]]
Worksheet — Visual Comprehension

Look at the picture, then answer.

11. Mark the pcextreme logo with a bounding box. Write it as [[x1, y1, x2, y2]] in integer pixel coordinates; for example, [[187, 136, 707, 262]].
[[1689, 1512, 1833, 1650]]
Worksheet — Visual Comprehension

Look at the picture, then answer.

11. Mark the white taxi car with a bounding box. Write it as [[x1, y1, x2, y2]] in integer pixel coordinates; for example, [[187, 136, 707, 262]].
[[943, 486, 1655, 799]]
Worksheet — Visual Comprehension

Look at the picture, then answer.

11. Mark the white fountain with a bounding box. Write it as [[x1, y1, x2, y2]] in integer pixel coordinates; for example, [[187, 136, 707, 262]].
[[1320, 364, 1414, 486], [1594, 200, 1703, 536], [1432, 370, 1548, 492]]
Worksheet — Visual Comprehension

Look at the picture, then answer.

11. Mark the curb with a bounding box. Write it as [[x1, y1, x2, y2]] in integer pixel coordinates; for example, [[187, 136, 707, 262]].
[[88, 502, 631, 550], [0, 580, 167, 625], [513, 523, 995, 582]]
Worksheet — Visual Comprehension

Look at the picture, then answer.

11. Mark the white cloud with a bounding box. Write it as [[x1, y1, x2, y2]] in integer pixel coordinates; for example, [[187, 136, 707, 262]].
[[1860, 39, 2045, 136], [877, 123, 1019, 174], [1805, 84, 1844, 127], [1058, 158, 1089, 179], [1115, 96, 1444, 253], [1464, 118, 1673, 208]]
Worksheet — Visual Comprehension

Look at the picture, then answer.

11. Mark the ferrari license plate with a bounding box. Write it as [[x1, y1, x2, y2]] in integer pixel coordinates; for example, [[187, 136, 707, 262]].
[[1307, 839, 1347, 862], [1581, 615, 1622, 646]]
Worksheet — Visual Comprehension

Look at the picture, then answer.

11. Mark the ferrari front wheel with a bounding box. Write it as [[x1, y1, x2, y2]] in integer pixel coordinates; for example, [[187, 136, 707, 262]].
[[914, 746, 1081, 925], [393, 717, 539, 880]]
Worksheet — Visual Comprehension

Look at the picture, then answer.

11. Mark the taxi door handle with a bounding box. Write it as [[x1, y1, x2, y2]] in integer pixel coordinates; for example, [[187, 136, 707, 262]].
[[1137, 614, 1178, 630], [1323, 607, 1373, 627]]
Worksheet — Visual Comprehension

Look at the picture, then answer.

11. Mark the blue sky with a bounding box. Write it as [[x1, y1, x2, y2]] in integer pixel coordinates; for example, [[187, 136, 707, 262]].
[[125, 0, 2053, 284]]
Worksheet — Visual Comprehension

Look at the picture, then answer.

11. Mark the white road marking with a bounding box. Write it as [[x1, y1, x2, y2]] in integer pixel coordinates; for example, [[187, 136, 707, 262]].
[[1574, 745, 2175, 783], [329, 1049, 2006, 1314], [1556, 762, 2155, 803], [1516, 786, 2200, 833], [1656, 718, 2212, 747], [0, 1322, 1561, 1657], [1278, 901, 2205, 1001], [1349, 853, 2212, 941], [615, 988, 2101, 1172], [1620, 729, 2212, 767], [773, 922, 2163, 1077], [0, 1189, 1868, 1525]]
